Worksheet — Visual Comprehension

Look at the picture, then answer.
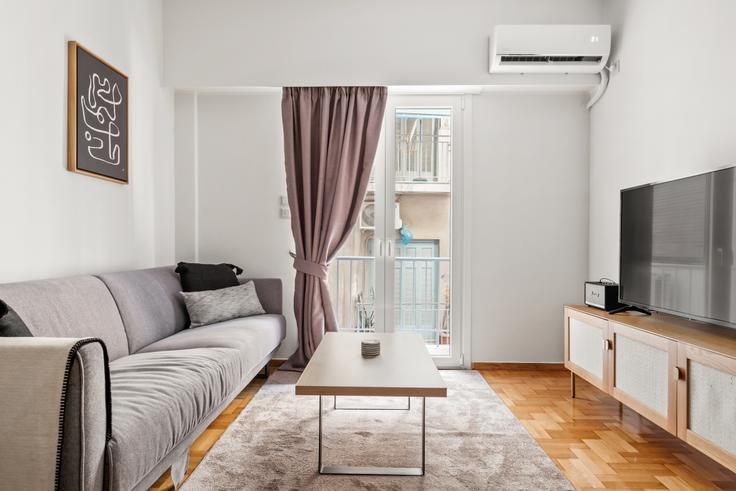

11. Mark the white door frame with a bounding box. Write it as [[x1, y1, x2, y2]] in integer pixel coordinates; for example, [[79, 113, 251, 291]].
[[376, 94, 472, 368]]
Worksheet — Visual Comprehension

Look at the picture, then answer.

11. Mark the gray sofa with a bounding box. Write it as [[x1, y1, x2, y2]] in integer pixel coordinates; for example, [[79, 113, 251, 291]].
[[0, 266, 285, 490]]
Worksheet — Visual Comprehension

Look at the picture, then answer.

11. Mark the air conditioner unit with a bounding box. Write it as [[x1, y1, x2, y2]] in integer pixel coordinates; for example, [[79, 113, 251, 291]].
[[490, 25, 610, 74], [359, 202, 402, 230]]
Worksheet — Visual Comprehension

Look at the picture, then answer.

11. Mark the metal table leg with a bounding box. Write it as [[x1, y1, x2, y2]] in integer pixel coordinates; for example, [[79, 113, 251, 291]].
[[422, 395, 425, 474], [318, 395, 426, 476], [333, 395, 411, 410], [318, 395, 323, 471]]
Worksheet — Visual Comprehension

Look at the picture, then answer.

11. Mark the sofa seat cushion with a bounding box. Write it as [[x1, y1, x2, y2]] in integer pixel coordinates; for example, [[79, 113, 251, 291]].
[[107, 348, 243, 490], [138, 314, 286, 368]]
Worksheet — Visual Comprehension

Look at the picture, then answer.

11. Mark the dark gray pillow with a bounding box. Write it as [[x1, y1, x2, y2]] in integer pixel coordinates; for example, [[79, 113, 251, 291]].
[[180, 281, 266, 328], [0, 299, 33, 337], [175, 262, 244, 292]]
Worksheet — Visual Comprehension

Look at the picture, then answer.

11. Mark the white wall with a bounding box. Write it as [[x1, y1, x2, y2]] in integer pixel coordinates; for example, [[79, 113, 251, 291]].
[[177, 92, 590, 362], [589, 0, 736, 280], [174, 92, 197, 262], [165, 0, 599, 362], [163, 0, 602, 87], [471, 94, 590, 362], [0, 0, 175, 282], [175, 93, 298, 358]]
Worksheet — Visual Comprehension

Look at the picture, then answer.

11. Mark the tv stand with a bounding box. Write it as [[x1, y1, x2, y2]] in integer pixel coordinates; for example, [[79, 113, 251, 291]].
[[607, 304, 651, 315], [564, 304, 736, 472]]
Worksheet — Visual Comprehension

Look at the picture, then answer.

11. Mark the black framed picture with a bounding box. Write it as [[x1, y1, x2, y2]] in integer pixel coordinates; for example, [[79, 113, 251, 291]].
[[67, 41, 128, 184]]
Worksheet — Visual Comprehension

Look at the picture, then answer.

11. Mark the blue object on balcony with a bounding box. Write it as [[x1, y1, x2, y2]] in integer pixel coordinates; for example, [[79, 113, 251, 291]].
[[399, 225, 413, 245]]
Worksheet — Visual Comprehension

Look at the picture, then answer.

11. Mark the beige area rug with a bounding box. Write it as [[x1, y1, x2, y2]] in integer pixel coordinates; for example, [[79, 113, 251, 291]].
[[183, 370, 572, 490]]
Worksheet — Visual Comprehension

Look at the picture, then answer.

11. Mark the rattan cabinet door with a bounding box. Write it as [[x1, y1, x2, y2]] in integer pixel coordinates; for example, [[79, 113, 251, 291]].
[[564, 307, 610, 391], [677, 344, 736, 472], [610, 322, 678, 434]]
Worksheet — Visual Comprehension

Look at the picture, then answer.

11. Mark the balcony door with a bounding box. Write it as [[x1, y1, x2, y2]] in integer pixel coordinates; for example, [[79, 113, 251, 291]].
[[328, 95, 465, 367]]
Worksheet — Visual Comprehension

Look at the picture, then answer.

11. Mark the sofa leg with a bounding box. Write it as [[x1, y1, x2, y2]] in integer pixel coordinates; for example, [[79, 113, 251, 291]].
[[256, 362, 270, 379], [171, 448, 189, 489]]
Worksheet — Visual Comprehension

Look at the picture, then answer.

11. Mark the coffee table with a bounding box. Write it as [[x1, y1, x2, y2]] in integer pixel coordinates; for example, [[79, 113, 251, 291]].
[[295, 332, 447, 476]]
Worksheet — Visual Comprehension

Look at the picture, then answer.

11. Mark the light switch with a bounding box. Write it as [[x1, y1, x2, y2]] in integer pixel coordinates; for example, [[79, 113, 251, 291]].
[[280, 207, 291, 219], [280, 195, 289, 206]]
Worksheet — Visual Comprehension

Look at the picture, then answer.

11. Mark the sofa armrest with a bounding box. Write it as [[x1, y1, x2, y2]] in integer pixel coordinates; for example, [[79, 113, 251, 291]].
[[0, 338, 109, 491], [61, 342, 109, 490], [242, 278, 283, 315]]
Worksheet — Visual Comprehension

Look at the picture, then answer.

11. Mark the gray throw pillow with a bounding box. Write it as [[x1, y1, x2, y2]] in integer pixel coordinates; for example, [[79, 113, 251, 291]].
[[181, 281, 266, 327]]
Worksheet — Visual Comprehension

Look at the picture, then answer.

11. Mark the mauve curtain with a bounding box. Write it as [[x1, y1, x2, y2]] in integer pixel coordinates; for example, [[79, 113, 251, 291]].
[[281, 86, 387, 370]]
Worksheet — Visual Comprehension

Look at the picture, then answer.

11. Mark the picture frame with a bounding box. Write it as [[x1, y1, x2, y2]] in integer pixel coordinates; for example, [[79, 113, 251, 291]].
[[67, 41, 129, 184]]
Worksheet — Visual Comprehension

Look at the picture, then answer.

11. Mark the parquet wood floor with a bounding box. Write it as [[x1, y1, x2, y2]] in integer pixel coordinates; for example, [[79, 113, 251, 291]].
[[481, 367, 736, 491], [149, 366, 736, 490]]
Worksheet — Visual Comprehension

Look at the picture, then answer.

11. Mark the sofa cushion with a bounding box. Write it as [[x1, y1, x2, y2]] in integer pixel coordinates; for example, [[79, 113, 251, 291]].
[[138, 314, 285, 367], [181, 281, 266, 327], [97, 267, 189, 353], [175, 262, 243, 292], [107, 348, 243, 490], [0, 276, 129, 360], [240, 278, 283, 315]]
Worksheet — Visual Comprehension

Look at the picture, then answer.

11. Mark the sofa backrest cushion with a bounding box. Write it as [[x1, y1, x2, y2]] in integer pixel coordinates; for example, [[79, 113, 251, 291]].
[[97, 267, 189, 353], [243, 278, 283, 315], [0, 276, 129, 360]]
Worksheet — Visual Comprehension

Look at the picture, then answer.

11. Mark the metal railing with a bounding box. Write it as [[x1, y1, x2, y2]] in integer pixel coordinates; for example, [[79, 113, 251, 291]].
[[395, 109, 452, 184], [328, 255, 450, 345], [395, 139, 452, 184]]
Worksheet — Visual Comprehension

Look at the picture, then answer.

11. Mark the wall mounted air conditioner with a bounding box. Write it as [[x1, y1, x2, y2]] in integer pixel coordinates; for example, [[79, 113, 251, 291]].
[[490, 25, 610, 74]]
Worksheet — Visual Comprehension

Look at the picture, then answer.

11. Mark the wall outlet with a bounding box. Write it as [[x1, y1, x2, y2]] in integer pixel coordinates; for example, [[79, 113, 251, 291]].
[[280, 207, 291, 219]]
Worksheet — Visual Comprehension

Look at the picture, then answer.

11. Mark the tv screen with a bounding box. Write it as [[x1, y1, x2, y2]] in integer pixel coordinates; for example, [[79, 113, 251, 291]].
[[620, 166, 736, 327]]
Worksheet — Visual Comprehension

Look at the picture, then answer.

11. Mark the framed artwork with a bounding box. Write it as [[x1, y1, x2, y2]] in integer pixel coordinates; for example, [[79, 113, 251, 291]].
[[67, 41, 128, 184]]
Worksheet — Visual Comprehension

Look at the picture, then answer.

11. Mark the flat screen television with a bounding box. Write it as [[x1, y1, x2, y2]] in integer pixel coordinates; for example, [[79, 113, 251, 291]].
[[620, 166, 736, 328]]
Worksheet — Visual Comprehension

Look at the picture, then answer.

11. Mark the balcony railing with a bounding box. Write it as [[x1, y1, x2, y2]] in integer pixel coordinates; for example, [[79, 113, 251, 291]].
[[328, 255, 450, 346], [395, 108, 452, 185], [395, 139, 452, 184]]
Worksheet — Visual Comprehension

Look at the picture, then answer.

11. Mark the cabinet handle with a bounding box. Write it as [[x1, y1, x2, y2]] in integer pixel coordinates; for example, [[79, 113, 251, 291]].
[[603, 339, 612, 350], [673, 366, 681, 380]]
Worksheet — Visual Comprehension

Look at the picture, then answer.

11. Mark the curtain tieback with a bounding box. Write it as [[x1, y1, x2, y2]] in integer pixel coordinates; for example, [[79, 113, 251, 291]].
[[293, 256, 328, 280]]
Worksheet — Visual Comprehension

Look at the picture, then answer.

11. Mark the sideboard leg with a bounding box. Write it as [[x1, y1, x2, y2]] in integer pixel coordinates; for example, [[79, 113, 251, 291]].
[[570, 371, 576, 399]]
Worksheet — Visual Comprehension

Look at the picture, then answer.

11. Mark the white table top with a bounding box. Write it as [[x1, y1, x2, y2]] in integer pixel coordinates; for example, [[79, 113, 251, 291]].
[[295, 332, 447, 397]]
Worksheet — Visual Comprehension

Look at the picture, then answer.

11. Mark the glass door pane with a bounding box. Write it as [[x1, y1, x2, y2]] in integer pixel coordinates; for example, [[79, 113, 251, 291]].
[[328, 180, 377, 332], [388, 102, 456, 361], [394, 240, 449, 353]]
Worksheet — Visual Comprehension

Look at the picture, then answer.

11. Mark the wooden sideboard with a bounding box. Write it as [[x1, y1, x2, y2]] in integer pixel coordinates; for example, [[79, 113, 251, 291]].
[[564, 304, 736, 472]]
